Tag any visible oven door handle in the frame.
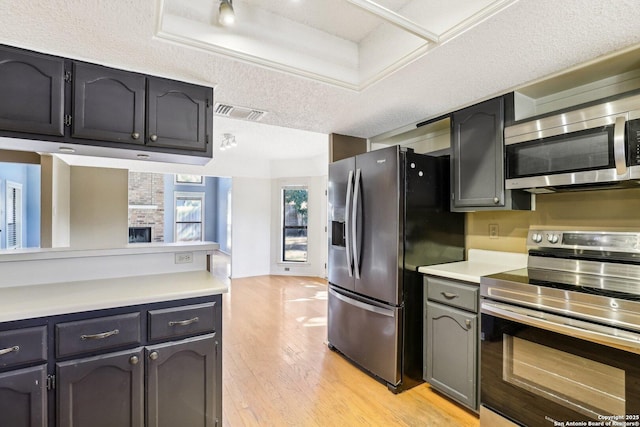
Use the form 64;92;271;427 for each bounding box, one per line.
481;301;640;354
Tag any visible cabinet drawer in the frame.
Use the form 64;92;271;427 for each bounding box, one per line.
56;313;141;358
148;302;216;341
0;326;47;369
426;276;478;312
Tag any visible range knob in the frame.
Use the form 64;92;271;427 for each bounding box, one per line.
547;233;559;244
531;233;543;243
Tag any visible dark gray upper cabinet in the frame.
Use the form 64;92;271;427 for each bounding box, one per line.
147;78;210;152
0;46;64;136
72;63;145;144
0;44;213;161
451;95;530;212
0;365;47;427
452;97;505;209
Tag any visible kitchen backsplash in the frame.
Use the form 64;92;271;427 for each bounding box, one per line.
466;187;640;253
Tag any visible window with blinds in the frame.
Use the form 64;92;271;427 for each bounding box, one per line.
174;191;205;242
6;182;22;249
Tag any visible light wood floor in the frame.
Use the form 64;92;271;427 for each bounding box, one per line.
217;259;480;426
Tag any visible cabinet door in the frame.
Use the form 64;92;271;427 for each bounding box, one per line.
451;96;505;209
72;62;145;144
146;334;219;427
0;46;64;136
0;365;47;427
425;301;477;410
57;348;144;427
146;78;210;152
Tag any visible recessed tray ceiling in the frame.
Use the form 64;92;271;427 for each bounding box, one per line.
156;0;517;91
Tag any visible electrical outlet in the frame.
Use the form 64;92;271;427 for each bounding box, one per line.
284;267;290;271
175;252;193;264
489;224;499;239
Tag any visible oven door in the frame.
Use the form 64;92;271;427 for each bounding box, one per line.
481;301;640;426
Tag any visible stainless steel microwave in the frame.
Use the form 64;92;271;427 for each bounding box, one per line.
504;93;640;193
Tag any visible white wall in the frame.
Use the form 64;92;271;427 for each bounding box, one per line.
230;177;271;278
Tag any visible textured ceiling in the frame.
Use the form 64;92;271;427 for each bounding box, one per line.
0;0;640;162
158;0;506;88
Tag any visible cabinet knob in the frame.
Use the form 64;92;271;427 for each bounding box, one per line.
150;134;158;142
149;351;159;360
131;132;140;140
129;355;139;365
465;319;471;329
493;197;500;204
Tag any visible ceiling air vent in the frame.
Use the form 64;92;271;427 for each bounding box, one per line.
214;103;267;122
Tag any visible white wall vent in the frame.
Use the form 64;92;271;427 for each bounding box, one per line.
214;103;268;122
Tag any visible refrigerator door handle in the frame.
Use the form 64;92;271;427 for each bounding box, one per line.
329;287;394;317
352;168;362;279
345;170;354;277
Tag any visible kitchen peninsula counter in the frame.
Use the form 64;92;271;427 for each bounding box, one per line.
0;270;227;322
0;242;225;425
0;241;228;322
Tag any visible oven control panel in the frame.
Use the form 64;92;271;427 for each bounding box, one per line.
528;229;640;252
531;232;559;244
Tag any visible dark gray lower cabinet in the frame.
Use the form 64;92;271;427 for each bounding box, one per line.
57;348;144;427
425;301;477;409
0;295;222;426
0;364;47;427
424;275;479;411
146;335;219;427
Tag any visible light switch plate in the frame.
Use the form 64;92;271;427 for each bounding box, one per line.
489;224;499;239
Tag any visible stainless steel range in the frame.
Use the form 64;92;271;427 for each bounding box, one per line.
480;229;640;426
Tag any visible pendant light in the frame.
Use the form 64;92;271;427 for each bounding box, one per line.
219;0;235;26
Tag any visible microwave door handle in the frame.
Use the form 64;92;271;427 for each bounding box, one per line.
345;170;354;277
614;115;627;175
352;168;362;280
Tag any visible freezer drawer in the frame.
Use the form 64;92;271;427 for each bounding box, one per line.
327;286;402;386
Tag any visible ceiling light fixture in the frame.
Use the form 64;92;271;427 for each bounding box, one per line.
219;133;237;151
218;0;235;26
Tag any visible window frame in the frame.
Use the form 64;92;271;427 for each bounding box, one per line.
174;191;205;242
281;185;308;263
174;174;204;185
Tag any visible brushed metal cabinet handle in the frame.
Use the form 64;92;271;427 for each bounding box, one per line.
149;351;159;360
0;345;19;356
80;329;119;340
149;134;158;142
168;317;199;327
129;355;139;365
131;132;140;140
441;292;459;299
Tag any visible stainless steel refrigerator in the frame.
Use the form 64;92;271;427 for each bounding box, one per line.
327;145;465;393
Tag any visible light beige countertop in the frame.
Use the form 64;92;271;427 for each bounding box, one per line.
418;249;527;284
0;241;219;263
0;270;228;323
